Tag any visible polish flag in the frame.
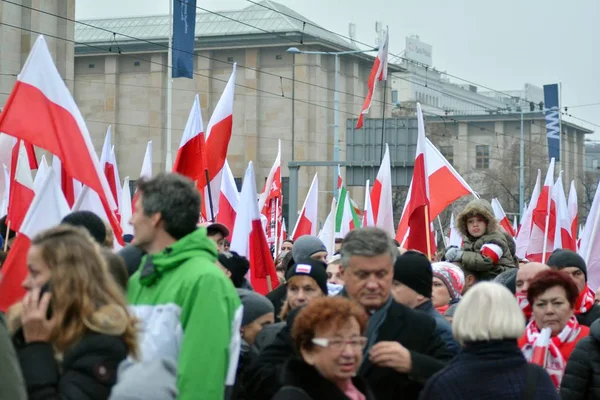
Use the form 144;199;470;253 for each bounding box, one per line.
0;165;9;216
292;173;318;240
527;158;556;262
568;181;578;247
403;104;432;256
0;36;122;243
396;138;477;246
140;141;153;180
513;216;518;237
448;213;463;248
362;179;375;227
51;156;82;207
491;198;516;237
120;177;134;237
577;224;583;252
99;126;122;212
371;144;395;238
515;170;541;259
530;327;551;367
552;173;575;251
0;169;70;311
216;160;239;241
258;140;282;246
230;161;279;295
201;64;237;221
278;218;288;251
318;198;337;257
33;155;49;193
356;30;389;129
7;141;35;231
580;177;600;290
173;94;207;194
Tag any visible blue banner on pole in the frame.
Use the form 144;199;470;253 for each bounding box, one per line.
543;84;560;162
172;0;196;79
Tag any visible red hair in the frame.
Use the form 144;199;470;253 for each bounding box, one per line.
527;269;579;308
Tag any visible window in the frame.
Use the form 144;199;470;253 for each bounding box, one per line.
275;54;282;60
134;61;141;67
475;145;490;169
391;90;398;104
88;63;95;68
440;146;454;165
227;56;234;62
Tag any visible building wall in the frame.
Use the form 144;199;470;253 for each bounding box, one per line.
73;46;391;226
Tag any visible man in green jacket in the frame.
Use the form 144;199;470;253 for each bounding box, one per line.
126;173;242;400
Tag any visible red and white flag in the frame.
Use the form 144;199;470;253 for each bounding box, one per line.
140;141;153;180
527;158;556;262
362;179;375;227
530;327;551;367
580;177;600;290
552;173;575;251
230;161;279;295
513;216;518;237
292;173;319;240
0;36;122;243
120;177;134;237
0;169;70;311
33;155;49;193
568;180;578;247
258;140;282;246
201;64;237;221
173;94;207;190
371;144;395;237
515;170;541;258
318;198;337;257
51;156;82;207
216;160;239;241
491;198;516;237
7;141;35;232
448;213;463;248
0;165;9;216
356;30;389;129
396;138;477;246
278;218;288;251
99;126;122;212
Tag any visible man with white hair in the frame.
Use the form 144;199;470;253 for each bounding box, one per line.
515;262;549;321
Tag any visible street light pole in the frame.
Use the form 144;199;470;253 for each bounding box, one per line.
333;54;340;200
519;109;524;218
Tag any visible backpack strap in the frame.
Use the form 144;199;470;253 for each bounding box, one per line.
521;363;540;400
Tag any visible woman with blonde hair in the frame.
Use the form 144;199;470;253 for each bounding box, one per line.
10;224;137;400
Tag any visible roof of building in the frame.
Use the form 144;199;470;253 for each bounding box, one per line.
75;0;355;50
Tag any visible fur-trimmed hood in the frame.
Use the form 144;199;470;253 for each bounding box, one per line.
456;199;499;238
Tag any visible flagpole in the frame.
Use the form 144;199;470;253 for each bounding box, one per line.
558;82;563;175
166;0;173;171
379;79;388;164
204;169;215;221
424;204;432;260
541;212;550;263
274;198;279;258
3;222;10;251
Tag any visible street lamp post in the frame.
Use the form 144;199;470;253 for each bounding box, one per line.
286;46;377;201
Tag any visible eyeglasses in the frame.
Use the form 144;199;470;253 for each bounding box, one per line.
312;337;368;351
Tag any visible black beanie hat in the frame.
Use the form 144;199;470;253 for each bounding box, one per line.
546;249;588;281
286;258;329;296
393;251;433;298
219;251;250;288
61;211;107;245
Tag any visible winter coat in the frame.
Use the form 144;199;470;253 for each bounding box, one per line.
0;313;26;400
576;303;600;327
253;322;286;353
454;198;516;278
230;341;256;400
126;227;242;400
415;300;460;356
420;340;559;400
361;300;453;400
266;283;287;322
272;358;377;400
560;319;600;400
16;333;128;400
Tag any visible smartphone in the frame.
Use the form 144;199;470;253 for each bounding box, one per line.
38;281;53;319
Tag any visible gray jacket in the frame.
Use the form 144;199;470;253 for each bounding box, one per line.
0;313;26;400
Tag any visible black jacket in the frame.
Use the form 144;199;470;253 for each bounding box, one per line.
266;283;287;322
576;303;600;327
361;300;453;400
16;332;128;400
415;300;460;356
272;358;376;400
560;319;600;400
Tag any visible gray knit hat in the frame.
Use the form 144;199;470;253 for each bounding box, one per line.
292;236;327;262
110;358;178;400
236;289;274;327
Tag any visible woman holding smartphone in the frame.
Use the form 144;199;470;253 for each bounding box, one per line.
8;224;138;400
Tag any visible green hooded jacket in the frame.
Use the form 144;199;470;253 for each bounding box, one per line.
127;228;242;400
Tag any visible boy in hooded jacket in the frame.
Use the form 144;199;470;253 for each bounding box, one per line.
445;199;515;279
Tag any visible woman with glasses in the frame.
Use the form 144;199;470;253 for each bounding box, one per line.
272;297;375;400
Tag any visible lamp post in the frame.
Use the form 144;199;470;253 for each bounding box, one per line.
286;46;377;200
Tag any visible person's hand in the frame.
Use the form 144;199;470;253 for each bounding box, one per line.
21;288;55;343
369;341;412;373
445;247;463;262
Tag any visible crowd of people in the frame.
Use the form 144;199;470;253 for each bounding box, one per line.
1;173;599;399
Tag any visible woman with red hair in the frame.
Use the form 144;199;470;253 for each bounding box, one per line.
518;270;590;388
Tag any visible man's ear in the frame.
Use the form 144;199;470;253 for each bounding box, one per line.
150;212;162;228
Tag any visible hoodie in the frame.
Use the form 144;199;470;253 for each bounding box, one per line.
126;228;242;400
454;199;515;278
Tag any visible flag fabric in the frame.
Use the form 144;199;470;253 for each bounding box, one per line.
318;198;337;257
120;177;134;237
51;156;82;207
580;177;600;291
258;140;282;247
513;216;518;237
216;160;239;241
362;179;375;227
0;165;9;216
356;30;389;129
396;138;477;246
527;159;556;262
543;84;560;162
568;181;578;248
99;126;122;212
0;36;122;244
403;104;432;256
552;173;575;251
0;169;70;311
292;173;319;240
229;161;279;295
171;0;197;79
173;94;207;190
33;155;49;193
448;213;463;248
140;141;153;180
371;144;395;238
515;170;541;259
335;166;361;238
491;198;516;237
7;141;35;232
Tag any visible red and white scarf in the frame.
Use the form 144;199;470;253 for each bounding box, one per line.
521;316;581;388
515;292;532;321
575;285;595;315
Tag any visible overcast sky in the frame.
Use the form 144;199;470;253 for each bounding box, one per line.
76;0;600;137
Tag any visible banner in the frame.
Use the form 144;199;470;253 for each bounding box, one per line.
172;0;197;79
543;84;560;162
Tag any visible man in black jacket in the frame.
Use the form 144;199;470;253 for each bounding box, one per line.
339;228;453;400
